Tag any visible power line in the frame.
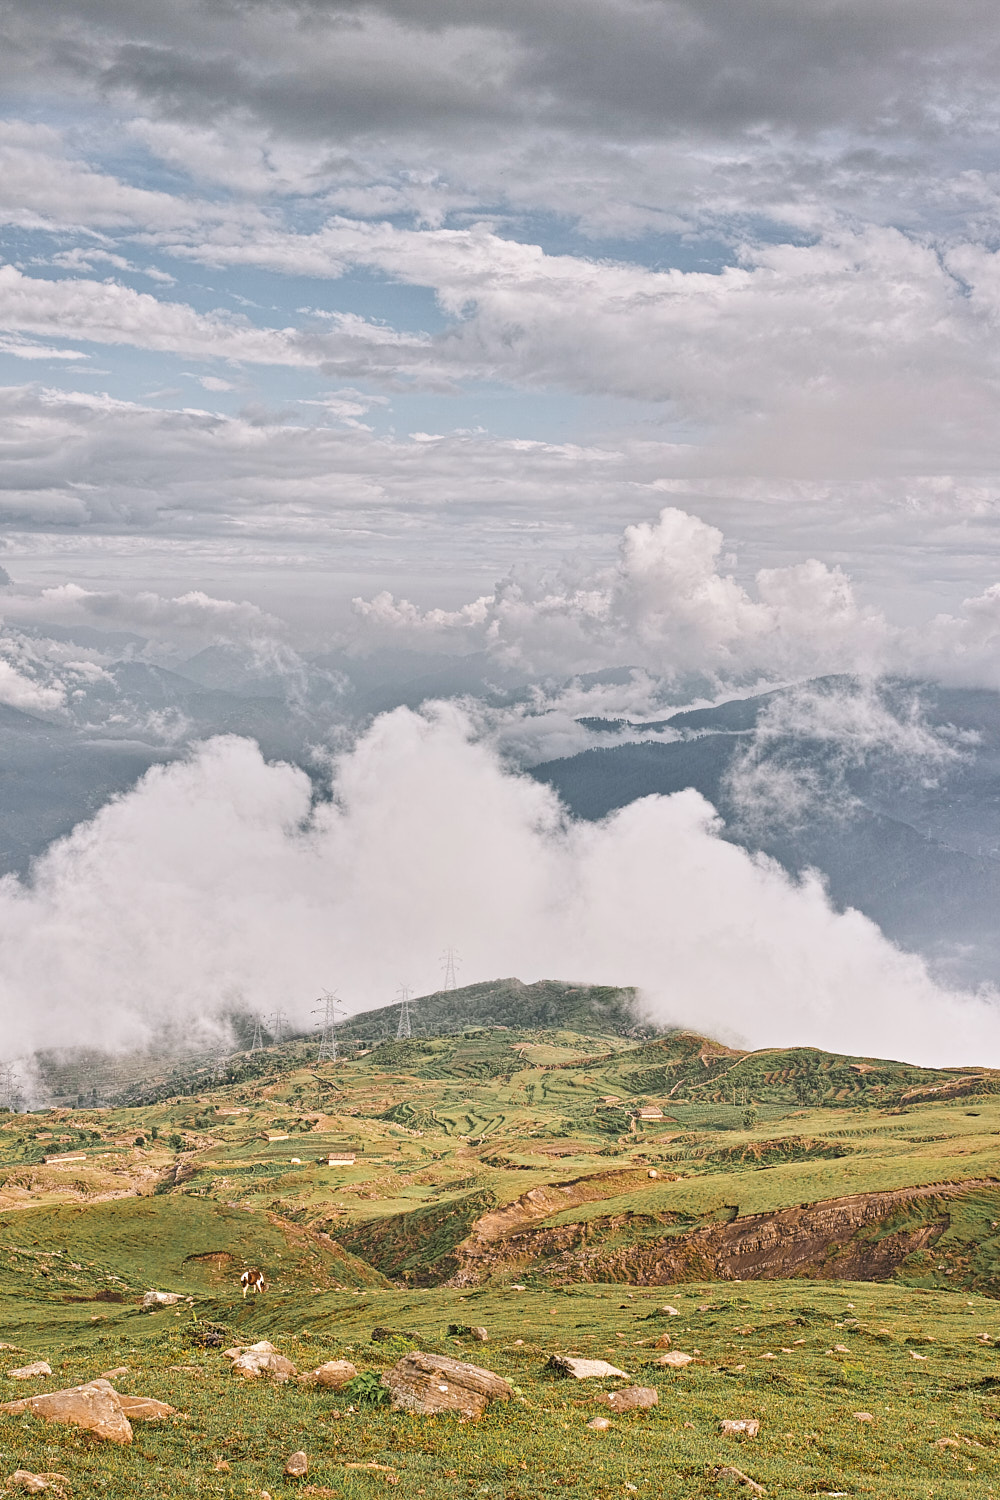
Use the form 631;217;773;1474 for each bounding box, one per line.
270;1009;288;1046
313;990;341;1064
0;1064;17;1112
440;947;460;991
248;1014;265;1054
396;984;414;1040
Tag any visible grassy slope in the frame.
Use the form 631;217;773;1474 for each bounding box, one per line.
2;1007;1000;1493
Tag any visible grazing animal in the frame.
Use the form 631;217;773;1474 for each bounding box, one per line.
240;1268;266;1298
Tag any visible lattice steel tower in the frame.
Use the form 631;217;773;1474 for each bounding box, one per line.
441;947;460;991
313;990;341;1064
396;984;414;1040
248;1014;265;1054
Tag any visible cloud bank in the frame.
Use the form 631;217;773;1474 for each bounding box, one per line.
0;704;996;1070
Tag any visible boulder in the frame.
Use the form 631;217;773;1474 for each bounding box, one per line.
7;1473;70;1495
381;1351;512;1419
116;1395;177;1421
547;1357;629;1380
301;1360;357;1390
0;1379;133;1445
654;1351;692;1368
284;1452;308;1477
8;1363;51;1380
230;1350;296;1382
604;1386;658;1412
720;1419;760;1438
141;1291;181;1309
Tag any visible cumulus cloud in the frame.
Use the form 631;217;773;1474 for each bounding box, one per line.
0;705;995;1067
34;582;285;644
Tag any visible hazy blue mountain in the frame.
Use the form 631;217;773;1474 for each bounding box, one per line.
532;680;1000;990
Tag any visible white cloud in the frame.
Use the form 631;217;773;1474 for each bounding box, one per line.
35;583;285;644
0;707;994;1065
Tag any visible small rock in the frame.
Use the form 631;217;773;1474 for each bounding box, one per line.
382;1352;512;1419
933;1437;960;1449
547;1356;629;1380
647;1170;658;1179
654;1351;693;1368
101;1367;129;1381
8;1362;52;1380
833;1344;849;1354
141;1291;181;1309
587;1416;611;1430
853;1412;874;1422
658;1305;679;1316
720;1419;760;1438
714;1465;765;1494
214;1460;231;1472
284;1452;308;1477
0;1379;132;1445
759;1352;776;1360
117;1395;177;1421
447;1324;488;1342
224;1342;296;1382
300;1360;358;1390
654;1333;672;1349
605;1386;657;1412
7;1474;70;1495
909;1351;929;1361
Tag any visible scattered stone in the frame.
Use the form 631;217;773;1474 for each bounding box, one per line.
382;1351;512;1419
654;1352;693;1368
301;1360;358;1390
0;1378;133;1444
284;1452;308;1477
448;1324;488;1342
933;1437;960;1449
7;1472;70;1495
854;1412;875;1422
759;1353;777;1361
714;1465;765;1494
371;1326;418;1344
8;1362;52;1380
547;1356;629;1380
214;1460;231;1472
909;1351;929;1362
116;1394;177;1421
101;1367;129;1381
654;1333;672;1349
141;1291;181;1309
648;1170;659;1179
657;1306;679;1317
832;1345;849;1354
604;1386;657;1412
720;1419;760;1439
587;1416;611;1430
224;1342;297;1382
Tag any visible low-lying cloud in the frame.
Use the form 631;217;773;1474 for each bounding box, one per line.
0;703;996;1071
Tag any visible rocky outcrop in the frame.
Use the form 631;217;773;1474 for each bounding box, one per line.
381;1352;512;1418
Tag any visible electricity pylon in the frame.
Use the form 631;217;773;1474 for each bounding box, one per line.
440;947;460;991
248;1014;264;1054
0;1064;16;1112
313;990;341;1064
396;985;414;1040
270;1009;288;1046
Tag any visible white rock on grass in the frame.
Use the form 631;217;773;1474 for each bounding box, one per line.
604;1386;658;1411
8;1363;51;1380
141;1291;181;1309
382;1352;512;1419
720;1419;760;1438
223;1343;296;1382
284;1452;308;1477
547;1357;629;1380
7;1471;71;1494
654;1351;693;1368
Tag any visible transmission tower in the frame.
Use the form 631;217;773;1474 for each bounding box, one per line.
440;947;460;991
396;985;414;1040
270;1009;288;1046
313;990;341;1064
0;1064;16;1112
248;1014;265;1054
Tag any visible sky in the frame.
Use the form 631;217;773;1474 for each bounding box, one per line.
3;0;1000;648
6;3;1000;1069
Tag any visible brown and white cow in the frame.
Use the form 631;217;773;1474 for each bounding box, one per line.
240;1268;266;1298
